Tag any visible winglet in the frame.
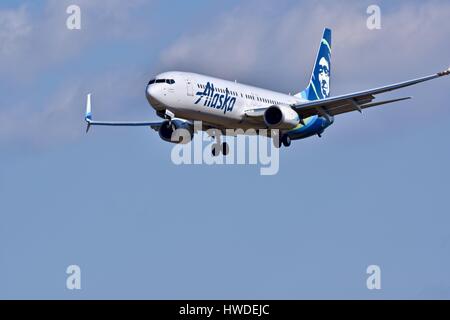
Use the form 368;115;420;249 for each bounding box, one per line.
85;93;92;133
438;67;450;77
85;94;92;121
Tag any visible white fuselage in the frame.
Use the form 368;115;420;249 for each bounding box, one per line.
146;71;305;130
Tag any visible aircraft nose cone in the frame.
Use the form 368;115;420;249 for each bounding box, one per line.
146;84;157;100
146;84;164;109
146;84;160;104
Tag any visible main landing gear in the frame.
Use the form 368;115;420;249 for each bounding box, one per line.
211;142;229;156
273;134;291;148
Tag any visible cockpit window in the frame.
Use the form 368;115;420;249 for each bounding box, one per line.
148;79;156;85
151;78;176;85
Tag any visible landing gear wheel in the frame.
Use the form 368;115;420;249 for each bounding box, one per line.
273;135;282;148
282;135;291;147
222;142;229;156
211;144;221;157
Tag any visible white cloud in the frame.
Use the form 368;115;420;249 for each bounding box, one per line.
160;0;450;142
162;5;270;79
0;5;32;57
1;0;450;149
0;68;149;148
0;1;153;149
0;0;151;79
162;1;450;93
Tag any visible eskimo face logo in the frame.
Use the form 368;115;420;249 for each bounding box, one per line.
308;36;331;100
318;57;330;98
194;82;236;114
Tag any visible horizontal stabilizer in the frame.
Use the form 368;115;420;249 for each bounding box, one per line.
357;97;411;110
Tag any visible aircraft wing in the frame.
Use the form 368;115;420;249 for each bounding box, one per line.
84;94;164;133
291;68;450;120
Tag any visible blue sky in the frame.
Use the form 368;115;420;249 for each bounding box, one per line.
1;0;450;299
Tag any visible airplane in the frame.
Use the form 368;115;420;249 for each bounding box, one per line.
85;28;450;156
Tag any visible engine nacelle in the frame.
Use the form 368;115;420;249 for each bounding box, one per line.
264;105;299;130
158;119;193;144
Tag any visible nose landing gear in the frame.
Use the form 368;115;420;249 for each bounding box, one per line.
211;142;229;156
210;130;230;157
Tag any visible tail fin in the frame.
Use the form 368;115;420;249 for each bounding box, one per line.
296;28;332;101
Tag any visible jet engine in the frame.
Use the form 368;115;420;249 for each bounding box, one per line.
158;119;193;144
264;105;300;130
